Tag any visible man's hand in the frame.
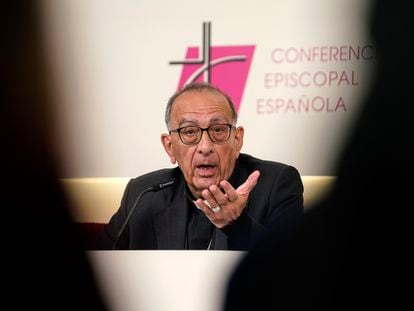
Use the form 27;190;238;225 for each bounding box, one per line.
195;170;260;228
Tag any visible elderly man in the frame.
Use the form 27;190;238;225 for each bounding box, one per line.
99;82;303;250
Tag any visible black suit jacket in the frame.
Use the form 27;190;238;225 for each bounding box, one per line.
99;153;303;250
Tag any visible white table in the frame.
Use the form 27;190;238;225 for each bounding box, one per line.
88;250;246;311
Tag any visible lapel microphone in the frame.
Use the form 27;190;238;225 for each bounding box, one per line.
112;178;177;250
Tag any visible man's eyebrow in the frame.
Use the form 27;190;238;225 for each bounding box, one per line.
177;116;229;127
177;118;198;127
209;117;228;123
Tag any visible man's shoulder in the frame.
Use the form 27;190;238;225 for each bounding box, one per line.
238;153;294;171
238;153;303;193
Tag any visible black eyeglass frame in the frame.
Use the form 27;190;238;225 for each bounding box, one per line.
169;124;236;145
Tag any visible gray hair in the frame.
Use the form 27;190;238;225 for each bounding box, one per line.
165;82;238;130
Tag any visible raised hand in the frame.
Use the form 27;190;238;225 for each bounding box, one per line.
195;170;260;228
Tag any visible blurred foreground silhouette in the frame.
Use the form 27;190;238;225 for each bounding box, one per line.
225;1;413;310
1;2;107;309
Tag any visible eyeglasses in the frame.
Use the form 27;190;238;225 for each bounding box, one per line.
169;124;235;145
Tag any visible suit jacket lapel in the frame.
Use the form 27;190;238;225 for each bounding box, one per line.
153;182;188;249
212;228;228;250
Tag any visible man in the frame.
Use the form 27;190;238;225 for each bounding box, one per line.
99;82;303;250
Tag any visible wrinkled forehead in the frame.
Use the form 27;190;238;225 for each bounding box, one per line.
171;90;233;122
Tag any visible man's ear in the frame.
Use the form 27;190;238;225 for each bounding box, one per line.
161;134;176;164
234;126;244;158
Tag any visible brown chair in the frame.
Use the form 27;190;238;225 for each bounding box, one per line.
75;222;106;250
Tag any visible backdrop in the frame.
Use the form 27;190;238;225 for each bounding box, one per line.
42;0;375;177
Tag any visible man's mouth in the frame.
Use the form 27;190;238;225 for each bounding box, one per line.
195;164;217;177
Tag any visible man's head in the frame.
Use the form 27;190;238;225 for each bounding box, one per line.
161;83;244;198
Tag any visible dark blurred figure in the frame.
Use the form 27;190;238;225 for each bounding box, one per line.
1;2;107;310
225;1;413;310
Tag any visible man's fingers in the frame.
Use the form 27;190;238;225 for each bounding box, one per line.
195;198;214;216
236;170;260;195
218;181;237;203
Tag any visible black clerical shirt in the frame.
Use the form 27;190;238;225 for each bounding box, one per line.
185;191;214;250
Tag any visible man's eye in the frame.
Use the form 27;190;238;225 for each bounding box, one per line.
182;128;197;135
212;126;226;133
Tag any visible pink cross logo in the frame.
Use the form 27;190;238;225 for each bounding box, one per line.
170;22;255;113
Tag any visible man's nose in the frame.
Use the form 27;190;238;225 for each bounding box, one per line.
197;130;214;154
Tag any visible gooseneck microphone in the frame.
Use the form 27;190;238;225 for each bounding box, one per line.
112;178;176;250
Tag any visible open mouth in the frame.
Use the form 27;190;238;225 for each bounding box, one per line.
195;164;217;177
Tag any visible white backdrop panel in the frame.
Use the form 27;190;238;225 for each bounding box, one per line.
42;0;375;177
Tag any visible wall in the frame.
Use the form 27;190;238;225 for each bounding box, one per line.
42;0;375;178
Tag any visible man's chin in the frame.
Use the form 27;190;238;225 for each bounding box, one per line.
195;177;218;190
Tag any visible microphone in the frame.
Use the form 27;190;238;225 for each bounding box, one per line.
149;179;176;192
112;178;176;250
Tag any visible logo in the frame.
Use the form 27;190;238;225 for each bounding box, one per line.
170;22;255;113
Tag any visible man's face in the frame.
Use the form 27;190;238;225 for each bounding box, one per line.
161;90;244;198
